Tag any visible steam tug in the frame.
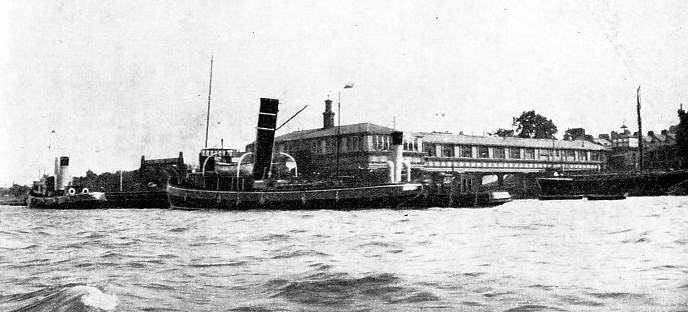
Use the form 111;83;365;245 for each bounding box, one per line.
167;98;425;210
27;156;107;209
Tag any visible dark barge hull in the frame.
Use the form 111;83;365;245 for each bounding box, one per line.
537;170;688;197
27;193;107;209
167;183;424;210
104;191;169;208
538;194;585;200
587;194;627;200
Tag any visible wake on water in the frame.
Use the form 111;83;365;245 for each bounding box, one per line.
0;284;117;312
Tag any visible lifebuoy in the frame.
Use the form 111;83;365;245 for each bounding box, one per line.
82;188;89;194
68;188;76;195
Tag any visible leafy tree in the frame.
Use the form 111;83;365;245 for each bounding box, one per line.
677;106;688;168
513;110;558;139
8;184;29;197
491;129;514;137
564;128;586;141
74;169;146;192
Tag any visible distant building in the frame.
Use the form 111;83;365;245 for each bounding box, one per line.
591;135;612;148
611;124;638;149
604;115;682;170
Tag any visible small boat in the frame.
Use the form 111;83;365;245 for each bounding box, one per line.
168;98;424;210
27;157;107;209
446;191;512;208
416;173;512;207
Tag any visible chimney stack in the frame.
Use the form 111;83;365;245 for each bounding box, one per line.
55;156;70;191
391;131;404;183
323;99;334;129
252;98;279;180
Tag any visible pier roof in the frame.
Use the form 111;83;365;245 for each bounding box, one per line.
418;132;609;151
275;123;395;142
275;122;610;151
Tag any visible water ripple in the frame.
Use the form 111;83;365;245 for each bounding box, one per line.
271;249;330;259
188;261;248;268
503;304;567;312
267;272;425;305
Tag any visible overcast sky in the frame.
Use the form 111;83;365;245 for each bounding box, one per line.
1;0;687;185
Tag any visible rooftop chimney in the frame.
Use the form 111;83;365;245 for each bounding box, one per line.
323;99;334;129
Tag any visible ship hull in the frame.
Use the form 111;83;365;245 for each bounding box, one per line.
537;170;688;197
27;192;107;209
414;191;511;208
168;183;424;210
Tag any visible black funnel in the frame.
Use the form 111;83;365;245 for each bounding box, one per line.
252;98;279;180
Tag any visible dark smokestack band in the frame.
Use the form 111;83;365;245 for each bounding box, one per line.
252;98;279;180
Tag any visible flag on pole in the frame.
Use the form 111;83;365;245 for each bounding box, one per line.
344;84;354;89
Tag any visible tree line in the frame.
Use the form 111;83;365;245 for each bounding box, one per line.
73;169;149;192
493;109;688;169
0;184;31;199
491;110;558;139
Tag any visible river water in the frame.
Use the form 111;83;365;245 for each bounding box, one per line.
1;197;687;312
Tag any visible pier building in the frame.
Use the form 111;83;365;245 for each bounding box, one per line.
417;131;607;173
266;99;610;178
271;124;608;176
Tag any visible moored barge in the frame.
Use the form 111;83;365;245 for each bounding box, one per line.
537;170;688;198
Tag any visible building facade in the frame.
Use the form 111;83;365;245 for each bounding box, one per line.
606;123;681;171
269;123;609;177
418;131;607;173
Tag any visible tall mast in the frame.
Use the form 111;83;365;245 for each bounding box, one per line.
636;85;643;171
336;91;341;176
204;55;214;148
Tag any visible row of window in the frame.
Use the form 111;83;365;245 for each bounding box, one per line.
277;135;602;163
280;135;418;155
425;160;600;170
424;143;602;162
373;135;421;152
280;136;365;155
200;148;238;157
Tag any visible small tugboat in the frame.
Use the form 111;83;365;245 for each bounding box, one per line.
27;156;107;209
415;172;512;207
168;98;425;210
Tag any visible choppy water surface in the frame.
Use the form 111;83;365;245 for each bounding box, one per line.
1;197;687;311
